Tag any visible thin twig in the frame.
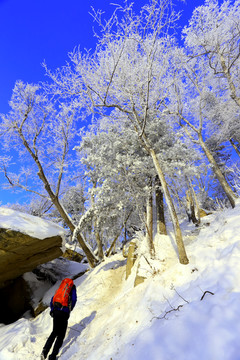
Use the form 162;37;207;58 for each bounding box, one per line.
200;291;214;301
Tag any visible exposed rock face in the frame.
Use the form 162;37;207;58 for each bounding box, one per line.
125;241;147;287
62;248;84;263
0;228;63;288
200;208;212;217
125;241;137;280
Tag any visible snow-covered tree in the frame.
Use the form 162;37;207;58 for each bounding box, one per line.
183;0;240;109
0;81;98;267
77;115;154;253
167;46;238;208
175;0;240;207
45;1;190;264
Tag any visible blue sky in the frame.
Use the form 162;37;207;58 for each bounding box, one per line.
0;0;206;205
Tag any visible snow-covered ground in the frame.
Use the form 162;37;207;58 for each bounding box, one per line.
1;203;240;360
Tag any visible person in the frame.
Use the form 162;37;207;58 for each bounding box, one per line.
41;278;77;360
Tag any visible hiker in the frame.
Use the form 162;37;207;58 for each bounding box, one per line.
41;278;77;360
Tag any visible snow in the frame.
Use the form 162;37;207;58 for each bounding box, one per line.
0;207;67;240
1;204;240;359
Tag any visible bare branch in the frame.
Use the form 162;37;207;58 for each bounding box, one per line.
200;290;214;301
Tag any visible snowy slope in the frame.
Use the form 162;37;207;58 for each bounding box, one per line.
1;203;240;360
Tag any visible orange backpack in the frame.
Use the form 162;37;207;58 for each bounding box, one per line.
53;278;74;308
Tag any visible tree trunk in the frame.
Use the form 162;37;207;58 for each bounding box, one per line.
149;149;189;265
186;182;200;226
106;211;132;257
155;176;167;235
146;179;155;256
16;106;98;268
199;135;238;208
37;170;98;268
46;195;97;268
186;189;197;224
94;219;104;261
106;232;121;257
219;52;240;108
91;182;104;261
191;184;201;226
230;138;240;158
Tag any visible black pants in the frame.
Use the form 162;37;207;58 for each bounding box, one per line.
43;310;69;357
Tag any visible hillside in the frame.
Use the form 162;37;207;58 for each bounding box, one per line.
0;203;240;360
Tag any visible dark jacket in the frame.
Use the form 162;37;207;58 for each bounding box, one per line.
50;284;77;314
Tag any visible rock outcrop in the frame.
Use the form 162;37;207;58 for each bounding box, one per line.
0;228;63;287
0;207;67;289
